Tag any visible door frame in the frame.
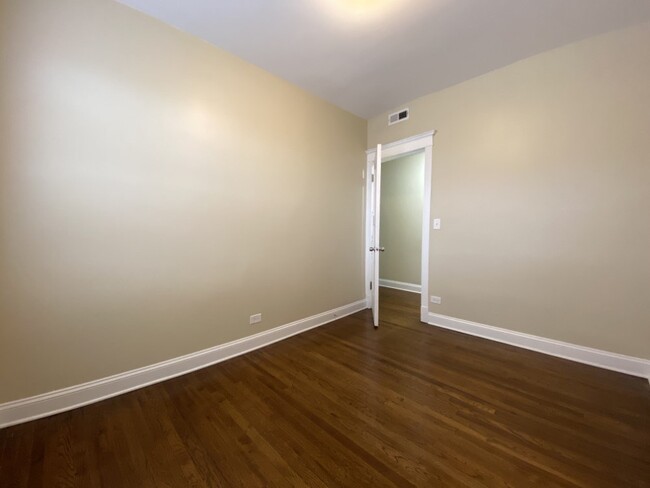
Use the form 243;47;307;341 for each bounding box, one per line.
365;130;436;323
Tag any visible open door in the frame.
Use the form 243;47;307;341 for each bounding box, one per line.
365;131;435;327
370;144;383;327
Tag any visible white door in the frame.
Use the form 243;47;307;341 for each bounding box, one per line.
370;144;383;327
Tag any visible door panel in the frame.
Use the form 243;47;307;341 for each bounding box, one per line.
371;144;382;327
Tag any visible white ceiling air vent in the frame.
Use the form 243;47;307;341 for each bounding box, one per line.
388;108;409;126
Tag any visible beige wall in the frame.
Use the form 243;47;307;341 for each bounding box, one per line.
0;0;367;403
379;153;424;285
369;22;650;359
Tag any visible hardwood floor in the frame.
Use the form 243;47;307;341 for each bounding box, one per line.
1;287;649;487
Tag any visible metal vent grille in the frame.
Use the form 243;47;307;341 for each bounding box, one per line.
388;108;409;126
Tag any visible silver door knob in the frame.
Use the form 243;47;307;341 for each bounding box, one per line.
369;247;386;252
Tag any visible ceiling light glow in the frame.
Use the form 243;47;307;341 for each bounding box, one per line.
319;0;400;23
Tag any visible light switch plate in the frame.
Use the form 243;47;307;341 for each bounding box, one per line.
433;218;441;230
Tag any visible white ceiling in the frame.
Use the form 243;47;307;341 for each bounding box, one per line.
116;0;650;118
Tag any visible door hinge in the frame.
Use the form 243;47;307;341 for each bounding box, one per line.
370;281;373;290
371;174;375;182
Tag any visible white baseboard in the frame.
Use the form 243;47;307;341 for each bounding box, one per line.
379;279;421;294
427;312;650;379
0;299;367;429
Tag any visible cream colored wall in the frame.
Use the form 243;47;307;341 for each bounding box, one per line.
0;0;367;403
379;153;424;285
369;22;650;359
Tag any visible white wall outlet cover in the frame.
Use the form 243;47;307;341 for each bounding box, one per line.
430;296;441;304
249;313;262;324
433;218;441;230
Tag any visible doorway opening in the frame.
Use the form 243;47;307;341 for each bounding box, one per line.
379;151;425;294
365;131;435;328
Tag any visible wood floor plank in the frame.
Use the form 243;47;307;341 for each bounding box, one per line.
282;334;584;487
318;323;648;461
1;287;648;487
251;347;528;487
231;359;406;487
0;422;35;487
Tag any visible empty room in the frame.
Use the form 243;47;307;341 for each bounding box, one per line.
1;0;649;486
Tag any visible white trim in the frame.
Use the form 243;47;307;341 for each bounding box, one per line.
427;312;650;379
379;279;421;294
368;131;435;161
366;130;435;155
0;299;367;429
365;151;377;308
420;306;429;323
366;130;436;325
420;144;433;322
365;151;375;309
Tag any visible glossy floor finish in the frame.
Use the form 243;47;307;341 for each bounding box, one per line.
1;288;649;487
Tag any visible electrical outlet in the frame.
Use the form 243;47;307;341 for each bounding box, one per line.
249;313;262;325
430;296;441;304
